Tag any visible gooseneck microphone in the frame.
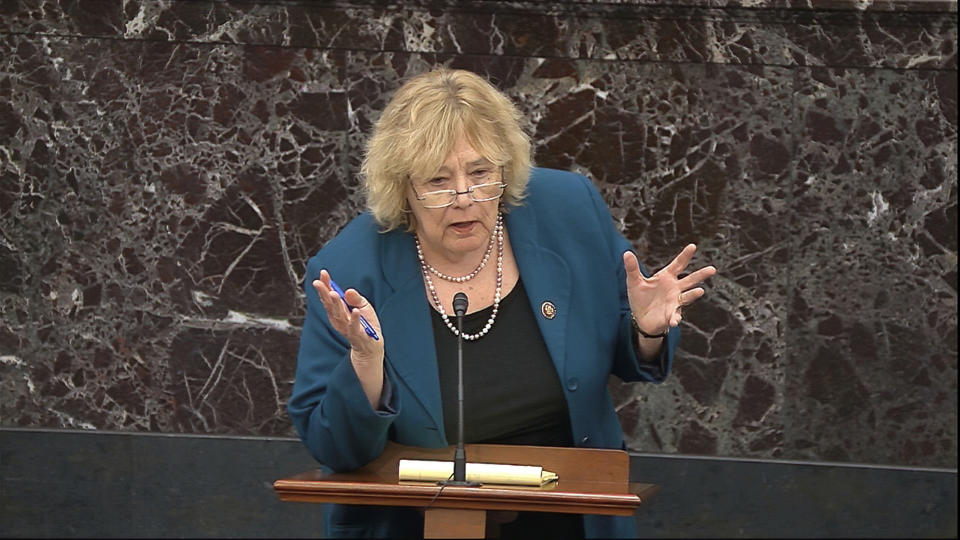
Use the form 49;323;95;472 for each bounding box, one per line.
440;291;480;486
453;292;469;317
452;292;469;483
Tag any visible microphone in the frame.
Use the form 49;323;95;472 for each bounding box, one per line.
445;292;479;486
453;292;468;317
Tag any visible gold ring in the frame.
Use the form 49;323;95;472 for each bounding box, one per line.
678;292;684;306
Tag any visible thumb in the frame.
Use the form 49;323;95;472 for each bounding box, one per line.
623;250;644;282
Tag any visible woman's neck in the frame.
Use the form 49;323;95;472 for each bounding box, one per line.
416;226;518;316
416;221;500;278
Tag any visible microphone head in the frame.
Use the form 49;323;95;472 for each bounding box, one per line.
453;292;469;317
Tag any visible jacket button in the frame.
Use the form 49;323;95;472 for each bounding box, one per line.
566;377;579;391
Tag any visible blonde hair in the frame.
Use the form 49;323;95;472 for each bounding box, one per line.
361;67;532;231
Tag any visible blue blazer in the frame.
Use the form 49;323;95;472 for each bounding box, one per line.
288;168;679;538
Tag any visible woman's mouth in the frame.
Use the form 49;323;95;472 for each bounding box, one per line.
450;220;478;233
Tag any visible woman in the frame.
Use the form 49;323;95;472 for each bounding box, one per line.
288;67;716;538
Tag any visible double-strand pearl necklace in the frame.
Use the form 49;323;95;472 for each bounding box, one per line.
417;216;498;283
417;214;504;341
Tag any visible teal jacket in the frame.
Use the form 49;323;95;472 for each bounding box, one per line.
288;168;678;538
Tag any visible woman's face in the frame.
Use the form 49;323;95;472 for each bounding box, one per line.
407;136;502;264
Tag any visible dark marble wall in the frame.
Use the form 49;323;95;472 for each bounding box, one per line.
1;0;956;468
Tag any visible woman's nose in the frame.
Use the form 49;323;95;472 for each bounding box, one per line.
452;190;473;208
451;176;473;207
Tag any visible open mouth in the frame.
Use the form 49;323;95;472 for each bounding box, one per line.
450;220;478;233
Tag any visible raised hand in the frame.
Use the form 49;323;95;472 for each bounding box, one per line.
312;269;384;407
623;244;717;337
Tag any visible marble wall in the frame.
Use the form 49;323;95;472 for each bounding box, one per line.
1;0;956;468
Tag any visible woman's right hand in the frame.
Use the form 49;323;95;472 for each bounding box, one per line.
313;269;385;407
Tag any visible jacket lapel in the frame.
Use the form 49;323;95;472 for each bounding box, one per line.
505;206;572;379
376;229;446;439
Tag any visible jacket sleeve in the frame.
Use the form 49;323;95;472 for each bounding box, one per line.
578;173;678;383
286;255;399;472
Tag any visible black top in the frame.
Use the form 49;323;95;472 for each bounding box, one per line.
431;279;584;539
431;279;574;447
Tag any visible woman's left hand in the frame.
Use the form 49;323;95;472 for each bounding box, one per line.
623;244;717;337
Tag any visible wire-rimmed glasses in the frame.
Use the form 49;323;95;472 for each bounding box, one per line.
411;165;507;209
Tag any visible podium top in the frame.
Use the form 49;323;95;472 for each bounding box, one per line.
274;442;658;516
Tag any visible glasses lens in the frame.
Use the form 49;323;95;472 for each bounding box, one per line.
470;183;505;202
420;190;456;208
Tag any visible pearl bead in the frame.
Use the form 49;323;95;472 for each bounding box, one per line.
418;213;504;341
416;216;500;283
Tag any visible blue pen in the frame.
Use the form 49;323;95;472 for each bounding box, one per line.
328;279;380;341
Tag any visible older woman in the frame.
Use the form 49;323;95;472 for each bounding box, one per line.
288;67;716;538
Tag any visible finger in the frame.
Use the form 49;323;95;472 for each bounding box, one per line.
347;307;384;352
313;271;341;314
622;251;646;282
312;278;326;297
318;270;353;321
344;289;379;327
341;288;382;342
666;243;697;275
679;287;706;306
313;270;335;302
346;308;370;340
313;284;349;327
343;288;370;311
312;269;329;294
312;278;335;313
327;289;351;321
678;265;717;289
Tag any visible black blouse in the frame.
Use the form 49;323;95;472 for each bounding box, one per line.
430;279;584;538
431;278;574;447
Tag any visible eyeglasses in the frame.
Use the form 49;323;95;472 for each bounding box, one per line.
412;182;507;209
411;167;507;208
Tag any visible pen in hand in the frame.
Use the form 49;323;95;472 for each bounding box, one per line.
328;279;380;341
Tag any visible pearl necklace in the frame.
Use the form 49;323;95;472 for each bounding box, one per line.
416;215;500;283
418;214;503;341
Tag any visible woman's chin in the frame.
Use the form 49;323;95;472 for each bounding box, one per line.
443;233;488;256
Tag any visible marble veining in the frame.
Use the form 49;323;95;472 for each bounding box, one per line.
1;0;956;468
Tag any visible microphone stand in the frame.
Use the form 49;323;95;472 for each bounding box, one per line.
441;292;480;487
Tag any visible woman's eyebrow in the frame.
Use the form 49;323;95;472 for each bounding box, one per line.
467;158;493;167
432;159;490;175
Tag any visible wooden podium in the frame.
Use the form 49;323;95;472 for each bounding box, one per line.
273;442;658;538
